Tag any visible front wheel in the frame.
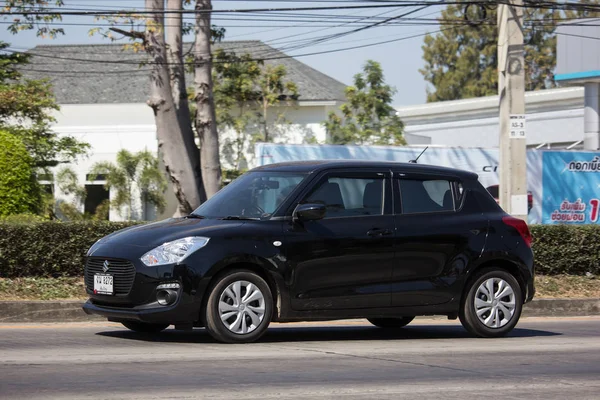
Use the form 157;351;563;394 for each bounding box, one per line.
368;317;415;329
121;321;169;333
204;270;273;343
459;268;523;338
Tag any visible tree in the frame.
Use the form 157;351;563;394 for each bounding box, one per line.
211;50;299;168
194;0;221;198
212;51;261;169
255;64;298;143
5;0;218;216
0;129;41;217
0;41;89;167
421;1;600;102
324;60;405;146
89;149;167;220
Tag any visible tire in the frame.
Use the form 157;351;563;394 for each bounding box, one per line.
459;268;523;338
368;317;415;329
204;270;273;343
121;321;169;333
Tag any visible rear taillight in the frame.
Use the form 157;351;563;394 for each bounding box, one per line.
502;216;532;247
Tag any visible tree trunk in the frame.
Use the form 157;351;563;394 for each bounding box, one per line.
263;97;269;142
165;0;206;209
194;0;221;197
145;0;204;216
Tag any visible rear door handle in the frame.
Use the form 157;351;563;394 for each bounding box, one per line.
367;228;393;237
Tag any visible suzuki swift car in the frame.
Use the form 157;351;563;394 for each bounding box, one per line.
83;161;534;343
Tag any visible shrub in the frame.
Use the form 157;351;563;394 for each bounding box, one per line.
0;221;139;277
530;225;600;276
0;222;599;278
0;130;41;216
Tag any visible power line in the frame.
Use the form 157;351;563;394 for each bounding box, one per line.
3;27;445;74
0;2;459;16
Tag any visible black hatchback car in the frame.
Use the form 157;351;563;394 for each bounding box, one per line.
83;161;534;343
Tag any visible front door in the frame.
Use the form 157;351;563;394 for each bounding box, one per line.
284;170;395;311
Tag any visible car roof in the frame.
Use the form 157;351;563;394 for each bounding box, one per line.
251;160;478;179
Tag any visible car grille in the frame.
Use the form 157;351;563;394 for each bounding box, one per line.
85;257;136;295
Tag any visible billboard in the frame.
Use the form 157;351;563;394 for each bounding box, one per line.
542;152;600;224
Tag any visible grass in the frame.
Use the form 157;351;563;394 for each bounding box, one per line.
535;275;600;298
0;275;599;301
0;277;87;300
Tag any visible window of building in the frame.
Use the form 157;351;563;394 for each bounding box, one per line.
398;179;454;214
84;185;109;219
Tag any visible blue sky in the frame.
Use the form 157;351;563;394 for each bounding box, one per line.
1;0;442;105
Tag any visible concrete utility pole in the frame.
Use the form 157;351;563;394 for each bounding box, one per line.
498;0;528;221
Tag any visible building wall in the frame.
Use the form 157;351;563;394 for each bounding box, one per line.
49;102;335;221
404;108;584;148
398;87;586;149
218;104;332;170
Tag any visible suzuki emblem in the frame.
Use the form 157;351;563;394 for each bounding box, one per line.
102;260;110;273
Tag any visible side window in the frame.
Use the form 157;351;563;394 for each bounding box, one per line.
304;176;384;218
399;179;455;214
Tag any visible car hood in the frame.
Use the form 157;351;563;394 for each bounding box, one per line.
93;217;244;249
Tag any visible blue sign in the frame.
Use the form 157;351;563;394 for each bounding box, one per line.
542;152;600;224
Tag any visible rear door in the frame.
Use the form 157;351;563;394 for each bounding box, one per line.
284;169;395;310
392;173;486;307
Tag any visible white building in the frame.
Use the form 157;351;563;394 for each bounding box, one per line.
398;87;586;150
24;41;346;221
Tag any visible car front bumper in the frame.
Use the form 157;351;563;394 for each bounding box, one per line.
82;294;202;325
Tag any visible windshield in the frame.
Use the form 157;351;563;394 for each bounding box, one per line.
192;171;307;219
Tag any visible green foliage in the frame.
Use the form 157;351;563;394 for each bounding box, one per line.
530;225;600;276
211;50;298;168
3;0;65;39
89;149;167;220
0;130;41;216
222;168;246;186
0;213;47;224
420;1;600;102
324;60;405;146
54;166;108;221
256;64;299;143
0;41;89;167
0;221;139;277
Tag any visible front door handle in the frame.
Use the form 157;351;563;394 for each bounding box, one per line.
367;228;393;237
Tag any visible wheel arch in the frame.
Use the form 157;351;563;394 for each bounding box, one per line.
200;260;282;324
462;258;528;305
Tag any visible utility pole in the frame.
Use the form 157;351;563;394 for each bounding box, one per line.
498;0;528;221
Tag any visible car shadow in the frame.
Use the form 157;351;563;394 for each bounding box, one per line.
96;323;561;344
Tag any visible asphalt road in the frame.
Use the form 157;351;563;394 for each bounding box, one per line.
1;317;599;399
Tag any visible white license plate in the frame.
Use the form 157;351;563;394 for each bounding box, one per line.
94;274;113;295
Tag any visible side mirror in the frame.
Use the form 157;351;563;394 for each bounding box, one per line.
293;203;326;222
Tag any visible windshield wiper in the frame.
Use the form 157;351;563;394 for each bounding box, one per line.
220;215;260;221
186;213;206;219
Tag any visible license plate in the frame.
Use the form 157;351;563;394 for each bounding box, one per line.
94;274;113;295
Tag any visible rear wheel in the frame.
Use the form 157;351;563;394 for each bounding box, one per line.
204;270;273;343
459;268;523;338
368;317;415;329
121;321;169;333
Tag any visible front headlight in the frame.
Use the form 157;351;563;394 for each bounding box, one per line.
140;236;210;266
